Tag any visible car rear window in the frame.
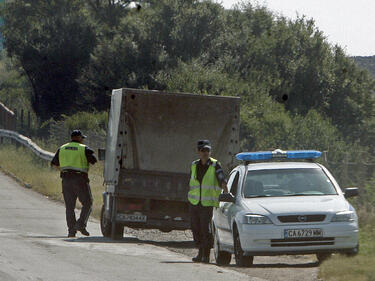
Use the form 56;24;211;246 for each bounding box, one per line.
244;168;337;198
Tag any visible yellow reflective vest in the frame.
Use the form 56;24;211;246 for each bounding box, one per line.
59;142;89;173
188;157;222;207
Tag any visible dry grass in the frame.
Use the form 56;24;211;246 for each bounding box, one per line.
0;144;104;218
319;214;375;281
320;255;375;281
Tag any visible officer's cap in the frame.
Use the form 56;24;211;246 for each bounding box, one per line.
71;130;87;139
197;140;211;150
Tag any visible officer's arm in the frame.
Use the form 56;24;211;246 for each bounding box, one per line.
188;170;192;185
50;149;61;171
215;162;228;193
85;146;98;165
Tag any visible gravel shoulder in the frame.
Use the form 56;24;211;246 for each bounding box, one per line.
122;228;320;281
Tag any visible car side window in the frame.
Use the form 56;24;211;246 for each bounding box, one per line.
227;171;239;196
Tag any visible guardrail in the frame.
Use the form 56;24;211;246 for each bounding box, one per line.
0;129;54;161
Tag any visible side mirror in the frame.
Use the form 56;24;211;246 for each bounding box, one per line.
98;148;106;161
344;187;359;198
219;193;235;203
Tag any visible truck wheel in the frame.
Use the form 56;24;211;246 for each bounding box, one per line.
100;205;111;237
111;222;124;240
214;228;231;265
233;228;253;267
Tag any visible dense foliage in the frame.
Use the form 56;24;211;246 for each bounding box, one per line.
1;0;375;187
353;56;375;77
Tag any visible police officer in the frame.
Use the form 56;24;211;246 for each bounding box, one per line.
188;140;228;263
51;130;97;237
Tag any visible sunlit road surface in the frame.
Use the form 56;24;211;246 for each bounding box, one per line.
0;172;260;281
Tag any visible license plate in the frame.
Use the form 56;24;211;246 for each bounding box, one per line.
117;214;147;222
284;228;323;238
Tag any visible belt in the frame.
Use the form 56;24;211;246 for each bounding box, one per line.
61;170;88;176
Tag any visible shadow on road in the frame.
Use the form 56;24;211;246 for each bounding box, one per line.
160;261;194;264
218;260;319;268
26;235;318;268
161;261;318;267
61;235;196;249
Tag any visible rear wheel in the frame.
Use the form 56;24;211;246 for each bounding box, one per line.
100;205;111;237
214;227;231;265
111;222;124;240
233;228;253;267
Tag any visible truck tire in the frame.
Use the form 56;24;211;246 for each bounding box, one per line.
233;228;253;267
214;227;231;265
111;222;124;240
100;205;111;238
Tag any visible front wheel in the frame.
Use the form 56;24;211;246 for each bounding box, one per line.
214;227;231;265
234;229;253;267
345;244;359;257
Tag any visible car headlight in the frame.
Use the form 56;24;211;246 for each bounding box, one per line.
243;214;273;224
331;211;355;222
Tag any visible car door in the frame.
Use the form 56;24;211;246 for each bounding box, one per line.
216;170;240;245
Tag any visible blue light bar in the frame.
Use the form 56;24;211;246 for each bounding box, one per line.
287;150;322;159
236;151;273;161
236;149;321;161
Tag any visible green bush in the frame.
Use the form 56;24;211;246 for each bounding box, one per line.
61;111;108;134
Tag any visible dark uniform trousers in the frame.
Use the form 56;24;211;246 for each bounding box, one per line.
62;173;93;233
190;203;213;249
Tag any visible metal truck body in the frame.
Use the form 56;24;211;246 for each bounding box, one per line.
100;88;240;239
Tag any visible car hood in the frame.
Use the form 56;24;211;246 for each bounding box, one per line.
242;195;349;215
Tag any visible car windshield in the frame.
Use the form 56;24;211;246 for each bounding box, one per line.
244;168;337;198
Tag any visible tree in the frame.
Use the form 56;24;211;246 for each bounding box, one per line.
1;0;96;120
79;0;225;108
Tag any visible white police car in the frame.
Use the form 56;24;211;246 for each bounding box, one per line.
212;149;359;266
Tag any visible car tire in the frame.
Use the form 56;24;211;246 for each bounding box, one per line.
233;228;253;267
100;205;111;238
345;244;359;257
316;253;332;263
214;227;231;265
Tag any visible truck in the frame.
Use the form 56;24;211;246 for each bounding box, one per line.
100;88;240;239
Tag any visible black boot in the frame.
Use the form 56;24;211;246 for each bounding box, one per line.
192;248;203;262
201;248;210;263
75;223;90;236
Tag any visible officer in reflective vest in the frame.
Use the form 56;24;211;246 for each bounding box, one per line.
51;130;97;238
188;140;228;263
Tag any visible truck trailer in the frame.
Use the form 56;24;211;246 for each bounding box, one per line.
100;88;240;239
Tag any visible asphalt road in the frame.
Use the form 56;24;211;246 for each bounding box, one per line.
0;171;320;281
0;171;256;281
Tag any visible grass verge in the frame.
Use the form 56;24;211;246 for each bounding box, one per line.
319;224;375;281
318;202;375;280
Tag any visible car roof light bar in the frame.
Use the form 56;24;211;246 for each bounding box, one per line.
236;149;321;162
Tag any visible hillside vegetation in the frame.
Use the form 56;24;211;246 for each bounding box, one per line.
353;56;375;77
